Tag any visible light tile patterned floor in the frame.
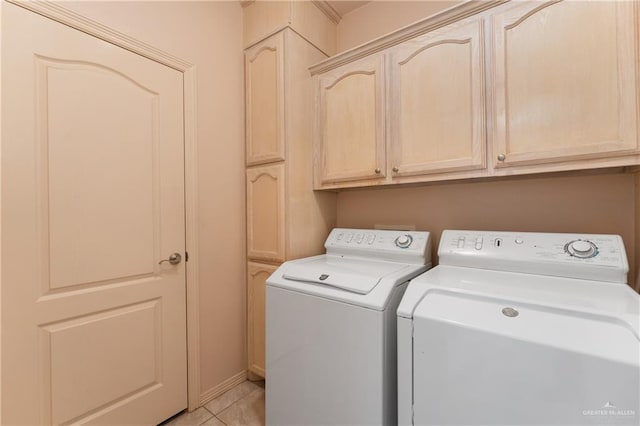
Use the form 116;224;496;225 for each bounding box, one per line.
160;380;265;426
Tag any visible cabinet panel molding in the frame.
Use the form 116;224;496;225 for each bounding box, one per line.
390;18;486;178
247;262;278;377
491;0;639;168
246;164;286;262
316;55;386;186
245;33;285;166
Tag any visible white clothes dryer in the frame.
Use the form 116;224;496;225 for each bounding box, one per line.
267;228;432;426
398;230;640;426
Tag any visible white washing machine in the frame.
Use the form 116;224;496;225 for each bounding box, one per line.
266;228;432;426
398;230;640;425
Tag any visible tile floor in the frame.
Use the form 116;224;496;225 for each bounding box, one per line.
161;380;265;426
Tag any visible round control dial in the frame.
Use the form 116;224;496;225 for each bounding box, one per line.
395;234;413;248
565;239;598;259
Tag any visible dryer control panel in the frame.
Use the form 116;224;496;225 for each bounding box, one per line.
325;228;431;265
438;230;629;283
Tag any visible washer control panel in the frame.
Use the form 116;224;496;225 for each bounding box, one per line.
439;230;628;283
325;228;431;265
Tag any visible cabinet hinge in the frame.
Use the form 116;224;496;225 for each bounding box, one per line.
185;251;189;262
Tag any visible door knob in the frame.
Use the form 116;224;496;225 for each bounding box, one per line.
159;253;182;265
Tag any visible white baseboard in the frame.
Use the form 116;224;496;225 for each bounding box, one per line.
199;370;248;407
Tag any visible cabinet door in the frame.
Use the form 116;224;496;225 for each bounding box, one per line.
247;262;277;378
316;55;386;186
390;19;486;177
246;164;285;262
245;32;285;166
491;0;639;169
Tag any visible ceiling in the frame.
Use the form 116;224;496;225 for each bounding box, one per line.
327;1;370;18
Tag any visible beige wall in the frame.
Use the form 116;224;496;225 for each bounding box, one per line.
62;1;247;396
337;0;462;52
337;172;638;286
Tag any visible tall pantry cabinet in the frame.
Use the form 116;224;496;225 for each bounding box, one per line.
243;1;338;379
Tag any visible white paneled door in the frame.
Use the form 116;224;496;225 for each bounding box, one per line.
2;3;187;425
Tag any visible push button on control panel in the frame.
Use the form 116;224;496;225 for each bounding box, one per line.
457;237;465;248
475;237;483;250
367;234;376;245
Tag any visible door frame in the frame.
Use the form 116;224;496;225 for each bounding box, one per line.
0;0;202;412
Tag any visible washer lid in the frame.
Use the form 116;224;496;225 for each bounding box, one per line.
281;257;405;295
283;265;378;295
267;255;429;310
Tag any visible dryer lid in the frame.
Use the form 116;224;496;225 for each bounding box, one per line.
410;291;640;426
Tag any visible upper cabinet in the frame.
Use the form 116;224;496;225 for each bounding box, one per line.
315;55;386;186
389;18;486;178
490;0;639;170
246;32;285;166
311;0;640;190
